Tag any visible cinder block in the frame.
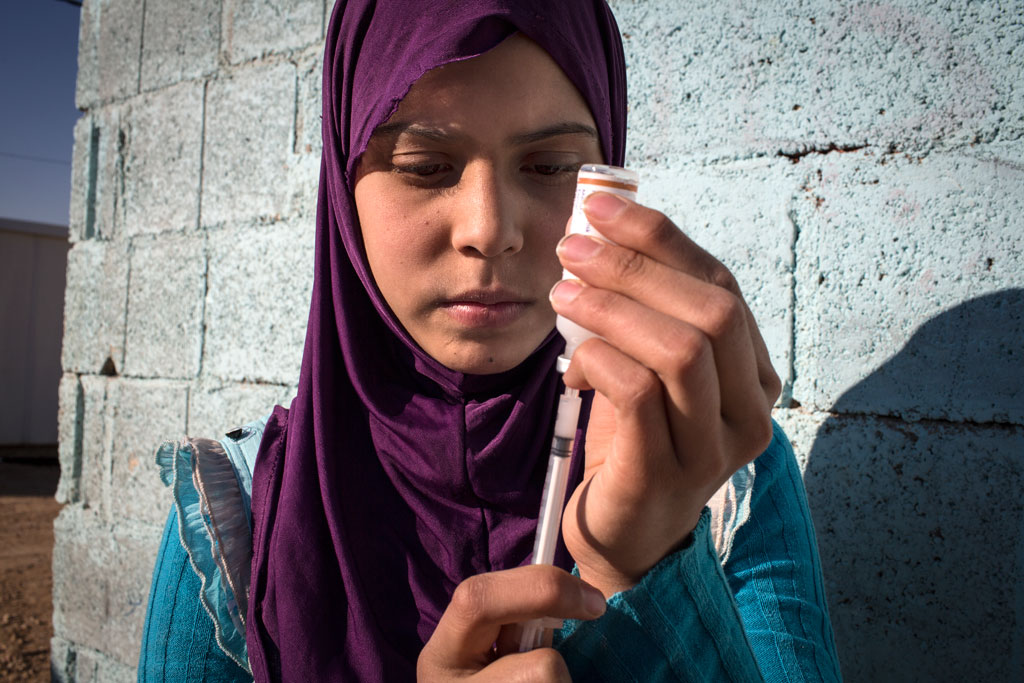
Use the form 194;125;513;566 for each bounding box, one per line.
51;508;110;656
62;240;129;375
800;414;1024;681
109;379;189;525
52;508;161;668
123;235;205;378
204;221;314;384
792;152;1024;423
139;0;219;91
612;0;1020;162
187;379;293;438
68;107;124;242
284;149;322;223
295;47;324;156
640;159;802;397
108;526;163;669
122;82;204;236
221;0;324;64
75;0;145;108
201;62;297;226
79;375;113;518
56;374;83;504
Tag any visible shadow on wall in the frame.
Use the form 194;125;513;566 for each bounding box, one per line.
802;289;1024;683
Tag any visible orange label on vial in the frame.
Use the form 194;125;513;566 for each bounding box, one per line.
576;176;638;193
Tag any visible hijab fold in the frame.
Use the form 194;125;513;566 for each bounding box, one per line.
248;1;627;679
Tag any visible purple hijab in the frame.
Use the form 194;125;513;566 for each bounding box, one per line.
247;1;627;679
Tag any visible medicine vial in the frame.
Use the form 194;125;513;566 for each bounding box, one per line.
555;164;639;373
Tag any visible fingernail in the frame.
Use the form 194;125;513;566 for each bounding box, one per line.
557;234;603;262
582;585;607;617
549;279;583;305
583;192;627;222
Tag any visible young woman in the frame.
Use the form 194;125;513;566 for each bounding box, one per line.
139;1;842;680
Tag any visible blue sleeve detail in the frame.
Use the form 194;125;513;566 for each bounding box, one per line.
726;422;843;682
137;507;253;682
218;414;270;529
153;439;251;672
151;415;270;676
556;508;765;682
555;421;843;682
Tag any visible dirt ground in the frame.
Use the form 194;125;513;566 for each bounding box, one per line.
0;457;61;683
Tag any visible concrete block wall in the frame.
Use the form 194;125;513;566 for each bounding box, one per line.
55;1;1022;680
619;3;1023;680
55;2;320;680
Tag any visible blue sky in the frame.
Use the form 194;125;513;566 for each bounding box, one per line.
0;1;81;227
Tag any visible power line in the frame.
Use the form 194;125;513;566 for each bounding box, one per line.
0;151;71;166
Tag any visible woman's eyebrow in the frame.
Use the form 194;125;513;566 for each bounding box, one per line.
371;121;598;145
373;122;458;143
508;122;598;145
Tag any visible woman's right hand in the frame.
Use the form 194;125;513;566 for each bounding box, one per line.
417;565;607;681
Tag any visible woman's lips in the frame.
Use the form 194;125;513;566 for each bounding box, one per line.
439;289;532;328
440;300;530;327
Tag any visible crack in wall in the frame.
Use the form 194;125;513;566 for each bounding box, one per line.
778;143;869;163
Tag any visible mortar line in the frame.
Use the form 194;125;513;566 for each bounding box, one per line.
71;375;86;502
795;407;1024;432
216;0;224;67
84;122;99;239
120;237;133;377
292;61;300;154
184;381;192;436
784;200;800;405
196;79;208;231
115;112;127;237
195;233;210;383
195;82;210;390
136;0;148;94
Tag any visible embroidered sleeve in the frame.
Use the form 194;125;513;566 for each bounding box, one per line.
153;417;268;673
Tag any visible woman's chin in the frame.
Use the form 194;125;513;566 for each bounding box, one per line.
427;336;547;376
416;313;556;375
437;348;530;375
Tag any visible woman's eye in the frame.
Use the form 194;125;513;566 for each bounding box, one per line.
533;164;565;176
526;163;578;175
524;159;581;181
394;163;448;177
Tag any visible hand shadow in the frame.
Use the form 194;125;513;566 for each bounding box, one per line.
802;288;1024;683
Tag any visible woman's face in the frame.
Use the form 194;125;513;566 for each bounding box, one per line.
354;35;603;374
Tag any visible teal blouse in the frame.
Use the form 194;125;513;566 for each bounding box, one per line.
138;421;842;682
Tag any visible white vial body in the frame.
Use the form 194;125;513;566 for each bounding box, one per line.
556;164;639;373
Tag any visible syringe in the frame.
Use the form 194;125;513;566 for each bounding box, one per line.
518;165;638;653
518;384;583;652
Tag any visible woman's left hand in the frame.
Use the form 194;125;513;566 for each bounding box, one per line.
551;191;781;597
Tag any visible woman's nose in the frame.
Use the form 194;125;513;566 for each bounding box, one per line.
449;163;523;258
